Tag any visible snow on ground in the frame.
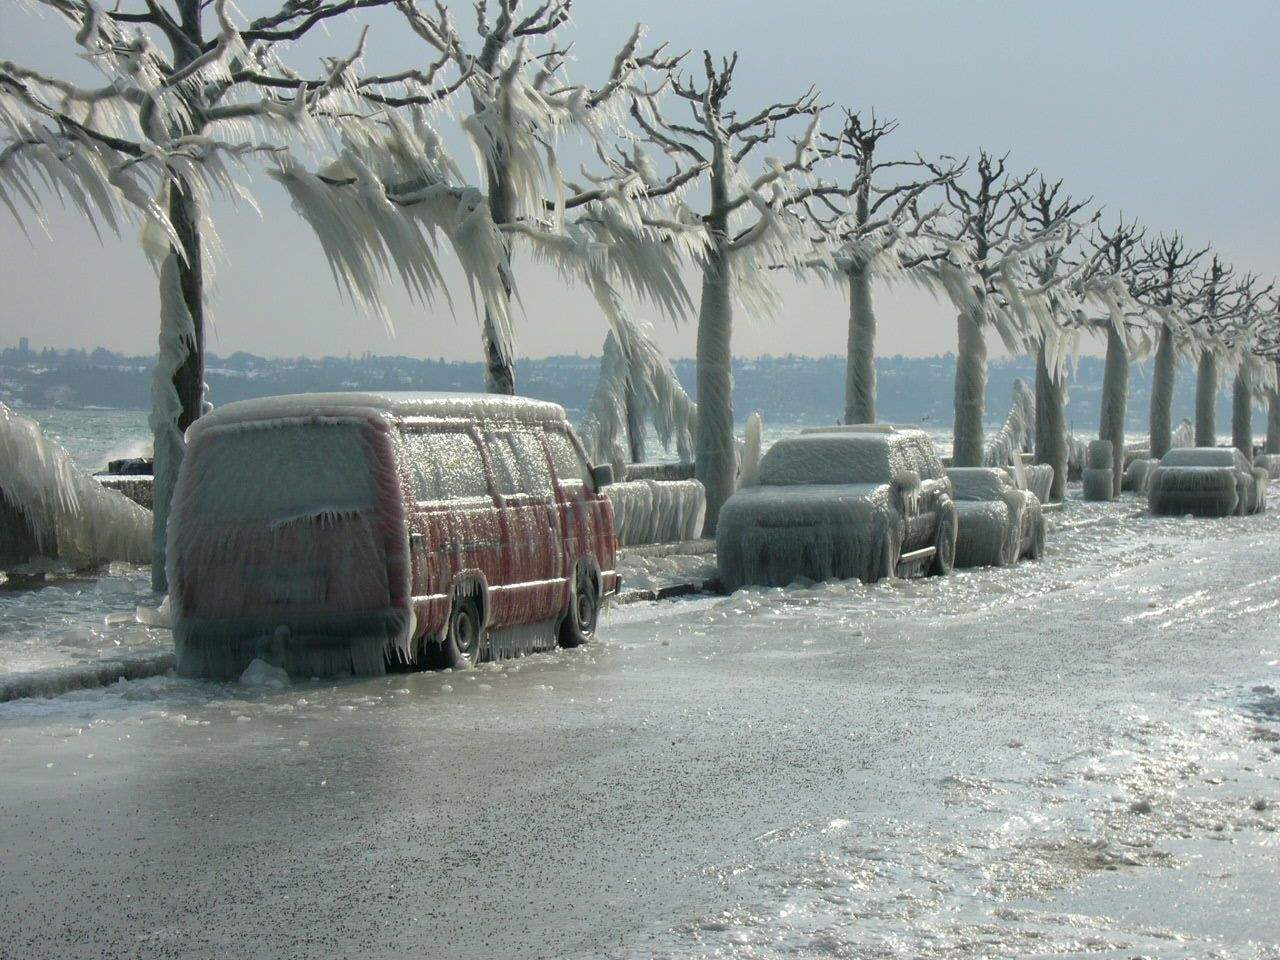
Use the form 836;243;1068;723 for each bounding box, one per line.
1;488;1279;958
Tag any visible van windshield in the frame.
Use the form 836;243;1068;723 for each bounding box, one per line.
193;421;378;523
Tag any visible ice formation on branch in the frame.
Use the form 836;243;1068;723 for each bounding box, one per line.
0;403;151;570
983;378;1036;470
578;318;697;474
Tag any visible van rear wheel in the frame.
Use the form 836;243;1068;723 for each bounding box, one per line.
559;564;599;648
438;595;484;669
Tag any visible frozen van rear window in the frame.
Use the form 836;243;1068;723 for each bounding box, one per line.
197;422;378;522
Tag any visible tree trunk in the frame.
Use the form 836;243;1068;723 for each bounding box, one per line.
844;261;876;424
696;250;735;537
1232;364;1253;458
483;153;516;395
1099;322;1128;493
1034;341;1067;502
1195;351;1218;447
150;180;204;591
624;370;646;463
1149;324;1176;460
952;306;987;467
1268;361;1280;455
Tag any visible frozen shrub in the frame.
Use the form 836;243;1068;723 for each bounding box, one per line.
1082;468;1114;502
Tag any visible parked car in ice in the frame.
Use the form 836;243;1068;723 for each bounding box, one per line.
947;467;1045;568
168;392;619;679
716;427;957;591
1147;447;1268;517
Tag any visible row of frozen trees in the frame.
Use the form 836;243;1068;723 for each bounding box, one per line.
3;0;1278;587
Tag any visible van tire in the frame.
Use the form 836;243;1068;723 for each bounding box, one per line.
929;501;957;577
559;562;600;648
437;594;485;669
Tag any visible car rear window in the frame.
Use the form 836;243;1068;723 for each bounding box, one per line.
193;421;378;522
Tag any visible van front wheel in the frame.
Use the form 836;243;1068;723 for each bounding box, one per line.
559;565;599;648
439;595;484;669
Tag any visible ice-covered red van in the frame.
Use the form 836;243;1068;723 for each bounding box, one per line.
168;392;619;678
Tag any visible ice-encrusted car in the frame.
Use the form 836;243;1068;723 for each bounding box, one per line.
716;427;957;591
947;467;1045;568
1147;447;1269;517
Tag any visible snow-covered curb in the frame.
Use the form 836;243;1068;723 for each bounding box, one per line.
0;651;175;703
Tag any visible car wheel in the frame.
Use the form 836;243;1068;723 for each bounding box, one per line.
871;529;901;584
559;562;600;648
438;593;485;669
929;501;956;576
1027;513;1046;561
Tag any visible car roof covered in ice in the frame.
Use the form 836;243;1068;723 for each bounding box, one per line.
1158;446;1249;470
194;392;567;431
756;429;945;486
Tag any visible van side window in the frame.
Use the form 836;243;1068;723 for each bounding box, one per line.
431;431;490;499
546;431;591;487
405;433;446;501
510;431;554;498
484;432;522;497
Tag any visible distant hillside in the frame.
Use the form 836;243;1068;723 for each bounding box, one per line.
0;343;1260;433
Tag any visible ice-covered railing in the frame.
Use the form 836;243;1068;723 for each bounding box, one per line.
0;403;152;570
605;480;706;547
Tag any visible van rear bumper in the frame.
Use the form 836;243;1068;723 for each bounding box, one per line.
174;608;412;679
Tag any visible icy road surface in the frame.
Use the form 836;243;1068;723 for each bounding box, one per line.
2;493;1279;959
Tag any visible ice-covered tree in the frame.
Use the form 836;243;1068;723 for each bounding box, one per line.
1184;257;1267;447
631;52;831;534
1221;277;1276;457
1081;217;1158;493
331;0;696;395
0;0;399;589
922;151;1058;468
1137;233;1209;459
817;111;958;425
1021;178;1096;501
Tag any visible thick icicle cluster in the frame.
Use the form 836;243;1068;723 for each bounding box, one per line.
0;403;151;571
605;480;706;546
578;318;697;473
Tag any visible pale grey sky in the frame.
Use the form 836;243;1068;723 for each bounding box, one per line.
1;1;1276;364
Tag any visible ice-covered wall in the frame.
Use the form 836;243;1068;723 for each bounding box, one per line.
0;403;151;570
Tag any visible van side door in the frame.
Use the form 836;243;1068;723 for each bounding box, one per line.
543;427;601;566
483;429;564;624
427;427;506;617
